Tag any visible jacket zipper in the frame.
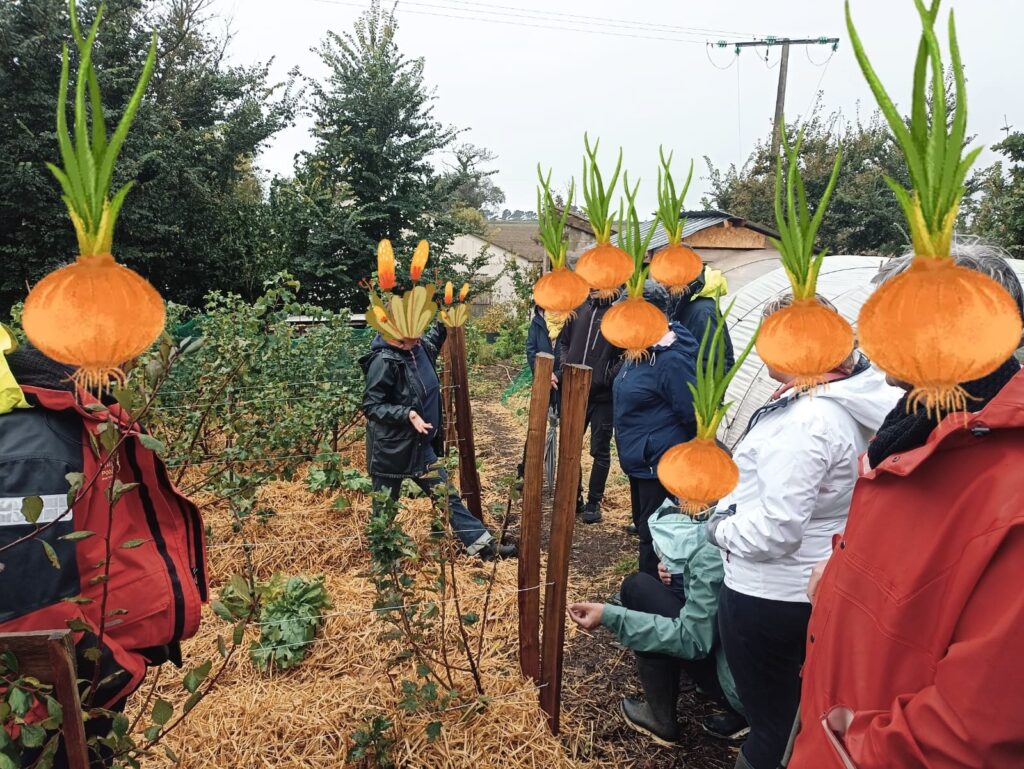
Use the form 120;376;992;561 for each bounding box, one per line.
583;308;597;366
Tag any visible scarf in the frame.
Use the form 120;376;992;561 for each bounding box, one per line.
545;311;567;343
867;356;1022;469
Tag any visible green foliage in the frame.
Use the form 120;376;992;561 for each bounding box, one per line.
148;274;364;522
0;0;298;308
347;713;396;768
965;132;1024;256
0;652;63;769
249;574;333;672
703;106;914;256
771;125;842;299
307;460;373;494
275;0;499;308
215;572;333;672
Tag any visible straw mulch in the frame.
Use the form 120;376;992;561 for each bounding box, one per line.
132;418;610;767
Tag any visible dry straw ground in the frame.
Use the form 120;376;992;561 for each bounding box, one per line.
135;372;613;769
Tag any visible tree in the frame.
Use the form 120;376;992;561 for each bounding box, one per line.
0;0;298;309
277;0;488;308
964;132;1024;257
703;106;914;256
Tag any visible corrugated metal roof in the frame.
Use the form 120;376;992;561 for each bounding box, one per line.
636;210;778;254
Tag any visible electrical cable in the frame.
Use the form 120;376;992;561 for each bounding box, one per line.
309;0;741;45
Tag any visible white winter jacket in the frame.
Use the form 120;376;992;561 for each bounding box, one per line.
712;359;902;603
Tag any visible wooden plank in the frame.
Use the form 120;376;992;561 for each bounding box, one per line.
0;630;90;769
518;352;554;683
539;363;592;734
444;325;484;521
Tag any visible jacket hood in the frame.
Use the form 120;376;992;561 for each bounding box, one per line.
794;357;902;432
649;501;707;571
694;268;728;301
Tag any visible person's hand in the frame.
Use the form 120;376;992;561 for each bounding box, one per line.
551;373;559;390
807;558;829;605
657;562;672;586
568;602;603;630
409;410;433;435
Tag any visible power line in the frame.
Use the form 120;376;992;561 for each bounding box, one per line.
418;0;765;39
309;0;753;45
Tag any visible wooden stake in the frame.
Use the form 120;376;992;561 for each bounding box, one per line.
539;363;592;734
518;352;554;683
0;630;90;769
443;325;483;521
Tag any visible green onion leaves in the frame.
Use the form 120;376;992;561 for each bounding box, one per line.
47;0;158;258
770;124;842;300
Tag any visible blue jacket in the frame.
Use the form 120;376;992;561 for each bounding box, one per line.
525;307;560;373
613;322;699;479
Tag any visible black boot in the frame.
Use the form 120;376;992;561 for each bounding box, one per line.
620;656;680;746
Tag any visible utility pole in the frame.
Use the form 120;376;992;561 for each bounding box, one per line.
717;36;839;161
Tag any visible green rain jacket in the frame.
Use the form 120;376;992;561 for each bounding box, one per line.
600;500;743;714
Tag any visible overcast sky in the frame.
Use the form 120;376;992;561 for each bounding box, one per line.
206;0;1020;218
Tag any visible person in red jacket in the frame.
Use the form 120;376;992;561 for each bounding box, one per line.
788;244;1024;769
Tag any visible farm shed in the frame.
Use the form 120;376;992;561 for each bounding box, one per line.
449;214;598;307
718;255;1024;446
642;210;782;294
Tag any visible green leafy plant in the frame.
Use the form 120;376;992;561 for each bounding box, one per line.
347;712;396;768
616;177;658;298
0;651;64;769
580;134;622;245
846;0;978;258
535;168;574;269
216;573;332;672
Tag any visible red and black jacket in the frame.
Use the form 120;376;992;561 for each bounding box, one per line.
0;383;207;707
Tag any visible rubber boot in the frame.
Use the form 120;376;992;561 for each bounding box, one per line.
620;656;680;746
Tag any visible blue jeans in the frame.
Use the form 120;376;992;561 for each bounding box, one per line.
372;465;492;554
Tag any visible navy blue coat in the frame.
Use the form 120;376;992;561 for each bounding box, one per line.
613;322;700;479
525;307;561;409
526;307;560;373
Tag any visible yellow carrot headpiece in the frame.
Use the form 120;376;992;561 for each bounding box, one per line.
441;281;471;328
366;238;437;341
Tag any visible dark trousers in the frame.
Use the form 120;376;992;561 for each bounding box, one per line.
372;466;490;551
620;572;736;710
577;398;613;507
718;585;812;769
628;476;670;577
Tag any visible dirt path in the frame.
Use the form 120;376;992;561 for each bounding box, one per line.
471;365;738;769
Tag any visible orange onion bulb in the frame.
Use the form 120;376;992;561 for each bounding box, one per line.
859;258;1023;416
657;438;739;515
649;243;702;295
575;242;634;298
23;254;165;390
756;299;854;391
533;267;590;314
600;297;668;362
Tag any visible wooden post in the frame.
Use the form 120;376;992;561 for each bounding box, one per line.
539;363;592;734
518;352;553;683
0;630;90;769
443;325;483;521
